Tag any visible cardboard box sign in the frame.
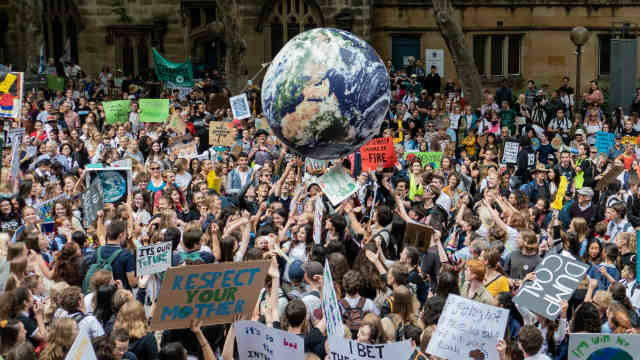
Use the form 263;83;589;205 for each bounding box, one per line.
403;222;433;253
150;260;269;330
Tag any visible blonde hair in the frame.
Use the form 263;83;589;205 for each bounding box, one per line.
380;317;397;343
39;318;77;360
114;300;148;339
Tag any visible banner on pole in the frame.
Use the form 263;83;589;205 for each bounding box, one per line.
152;48;194;87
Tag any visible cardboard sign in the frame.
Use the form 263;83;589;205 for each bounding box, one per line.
595;131;615;154
170;141;198;159
230;93;251;120
569;333;640;360
103;100;130;124
551;176;568;210
136;241;172;276
150;260;269;330
596;165;624;192
360;137;397;171
502;141;519;164
328;336;413;360
427;295;508;360
235;320;304;360
317;166;358;206
85;167;133;204
209;121;235;147
82;177;104;228
513;254;589;320
169;112;186;134
64;328;97;360
415;152;443;169
140;99;169;123
403;222;433;253
322;260;344;337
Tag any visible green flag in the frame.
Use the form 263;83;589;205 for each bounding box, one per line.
103;100;130;124
47;75;64;91
139;99;169;123
152;48;194;87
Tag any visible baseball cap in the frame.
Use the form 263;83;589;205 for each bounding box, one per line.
302;261;323;278
288;260;305;282
577;187;594;197
616;134;622;140
575;129;585;136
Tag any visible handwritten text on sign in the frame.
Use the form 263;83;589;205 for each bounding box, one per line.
360;137;397;171
235;320;304;360
322;260;344;337
569;333;640;360
136;241;172;276
427;295;508;360
327;336;413;360
150;261;269;330
513;254;588;320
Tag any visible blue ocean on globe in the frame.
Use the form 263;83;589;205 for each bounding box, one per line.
262;28;390;160
98;171;127;203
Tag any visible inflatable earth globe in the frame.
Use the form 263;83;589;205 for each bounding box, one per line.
261;28;390;160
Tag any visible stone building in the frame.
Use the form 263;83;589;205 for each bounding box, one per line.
0;0;638;91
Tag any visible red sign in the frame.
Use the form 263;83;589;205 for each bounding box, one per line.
360;137;397;171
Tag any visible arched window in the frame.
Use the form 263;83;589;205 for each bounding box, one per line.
268;0;322;59
42;0;81;65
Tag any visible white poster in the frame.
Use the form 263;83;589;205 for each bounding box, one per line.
327;336;413;360
317;165;358;206
230;93;251;120
235;320;304;360
322;260;344;337
313;196;324;245
427;295;509;360
502;141;520;164
425;49;444;77
64;329;97;360
136;241;172;276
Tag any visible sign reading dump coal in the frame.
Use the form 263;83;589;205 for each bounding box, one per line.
513;254;589;320
150;260;269;330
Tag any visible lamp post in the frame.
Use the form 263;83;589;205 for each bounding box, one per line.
570;26;591;114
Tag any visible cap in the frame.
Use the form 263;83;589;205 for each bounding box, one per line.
411;74;417;78
288;260;305;282
302;261;323;277
577;187;594;197
575;129;585;136
616;134;623;140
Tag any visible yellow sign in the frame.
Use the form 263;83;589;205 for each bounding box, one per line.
551;176;568;210
0;73;16;93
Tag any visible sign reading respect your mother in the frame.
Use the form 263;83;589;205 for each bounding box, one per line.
150;260;269;330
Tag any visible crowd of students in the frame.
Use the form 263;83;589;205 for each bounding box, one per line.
0;60;639;360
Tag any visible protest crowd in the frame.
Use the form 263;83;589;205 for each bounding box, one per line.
1;52;640;360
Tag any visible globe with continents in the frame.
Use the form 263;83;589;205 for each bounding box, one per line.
261;27;390;160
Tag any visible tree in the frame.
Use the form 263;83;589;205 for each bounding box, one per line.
8;0;44;76
432;0;482;109
213;0;249;95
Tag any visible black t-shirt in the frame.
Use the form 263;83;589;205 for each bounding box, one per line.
16;314;39;347
86;244;136;289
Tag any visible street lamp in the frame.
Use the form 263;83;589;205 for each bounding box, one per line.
570;26;591;114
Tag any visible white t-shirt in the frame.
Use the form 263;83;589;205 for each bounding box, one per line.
341;295;380;316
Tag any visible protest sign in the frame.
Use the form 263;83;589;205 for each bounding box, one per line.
551;176;568;210
35;194;66;222
317;165;358;206
569;333;640;360
596;165;624;192
230;93;251;120
209;121;236;147
47;75;64;91
137;241;172;276
235;320;304;360
360;137;397;171
86;167;133;204
514;254;589;320
103;100;130;124
169;112;186;134
595;132;615;154
6;128;26;147
8;138;20;180
415;152;443;169
403;222;433;253
64;328;97;360
170;141;198;159
0;72;23;119
82;177;104;228
322;260;344;337
150;260;269;330
313;196;324;245
427;294;508;360
140;99;169;123
152;48;194;87
502;141;519;164
328;336;413;360
111;159;132;168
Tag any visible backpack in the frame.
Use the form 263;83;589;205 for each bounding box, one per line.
373;228;401;260
340;297;366;339
82;247;123;294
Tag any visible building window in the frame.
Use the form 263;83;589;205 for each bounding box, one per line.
473;34;523;77
190;8;202;29
42;0;80;66
268;0;322;59
599;34;612;76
